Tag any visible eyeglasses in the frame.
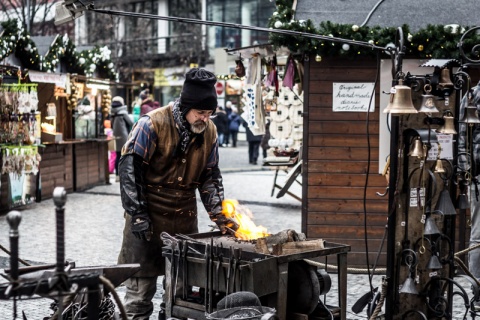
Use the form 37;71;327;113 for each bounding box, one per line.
192;109;214;119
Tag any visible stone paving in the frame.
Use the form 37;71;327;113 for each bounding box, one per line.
0;143;476;319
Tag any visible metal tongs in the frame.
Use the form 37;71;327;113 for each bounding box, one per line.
160;232;201;254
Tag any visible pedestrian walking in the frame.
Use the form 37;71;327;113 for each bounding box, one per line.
224;100;233;146
212;106;228;146
228;106;242;148
110;96;133;182
139;89;156;116
261;119;271;159
117;68;238;319
243;119;263;165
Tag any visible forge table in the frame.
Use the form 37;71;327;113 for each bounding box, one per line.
163;233;350;320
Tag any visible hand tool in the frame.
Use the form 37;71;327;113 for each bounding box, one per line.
173;240;183;300
208;237;214;313
237;248;243;291
214;244;221;298
181;240;188;300
225;246;234;295
204;243;211;313
231;248;239;293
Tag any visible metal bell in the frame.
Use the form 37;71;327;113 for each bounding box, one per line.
426;254;443;270
408;137;424;158
437;113;457;134
459;105;480;124
384;80;418;114
417;85;439;113
424;215;441;235
434;159;445;173
434;188;456;215
438;68;454;88
457;192;470;210
399;276;419;295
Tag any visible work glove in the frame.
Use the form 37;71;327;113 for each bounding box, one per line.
131;215;153;241
212;214;239;236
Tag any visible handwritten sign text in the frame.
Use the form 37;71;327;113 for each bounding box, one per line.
332;83;375;112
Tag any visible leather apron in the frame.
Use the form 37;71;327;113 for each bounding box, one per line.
118;186;198;277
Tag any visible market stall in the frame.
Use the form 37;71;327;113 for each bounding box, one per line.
0;68;113;212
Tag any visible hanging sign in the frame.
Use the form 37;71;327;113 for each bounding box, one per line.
28;71;67;88
332;83;375;112
427;134;453;160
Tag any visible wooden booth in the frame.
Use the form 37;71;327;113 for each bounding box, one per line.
0;69;111;212
300;55;480;269
34;72;111;200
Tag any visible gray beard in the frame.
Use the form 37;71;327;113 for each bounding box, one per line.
190;121;207;134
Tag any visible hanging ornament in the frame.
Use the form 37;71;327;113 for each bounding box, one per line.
368;40;374;45
418;44;424;51
315;55;322;62
274;21;283;28
407;33;413;42
352;25;359;32
342;44;350;51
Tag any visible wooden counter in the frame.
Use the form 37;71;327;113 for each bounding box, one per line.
39;138;110;200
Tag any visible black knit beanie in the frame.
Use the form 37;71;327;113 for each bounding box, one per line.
179;68;218;116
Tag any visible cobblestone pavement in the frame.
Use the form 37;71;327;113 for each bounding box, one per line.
0;143;476;319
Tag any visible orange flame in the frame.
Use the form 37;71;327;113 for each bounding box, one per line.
222;199;270;240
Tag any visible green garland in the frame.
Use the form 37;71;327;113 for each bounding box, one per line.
268;0;480;60
1;19;117;80
0;20;19;63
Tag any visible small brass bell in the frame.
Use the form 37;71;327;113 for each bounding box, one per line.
438;68;454;88
417;84;439;113
460;94;480;124
460;106;480;124
384;79;418;114
408;137;424;158
437;111;457;134
434;159;445;173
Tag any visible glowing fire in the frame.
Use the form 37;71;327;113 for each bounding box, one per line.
222;199;270;240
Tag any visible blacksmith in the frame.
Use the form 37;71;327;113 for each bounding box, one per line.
117;68;238;319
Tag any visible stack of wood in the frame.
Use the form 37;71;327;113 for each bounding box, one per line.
254;229;324;255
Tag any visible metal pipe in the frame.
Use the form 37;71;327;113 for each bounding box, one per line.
89;8;387;52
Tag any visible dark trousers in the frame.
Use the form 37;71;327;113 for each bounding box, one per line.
230;130;239;147
248;141;261;164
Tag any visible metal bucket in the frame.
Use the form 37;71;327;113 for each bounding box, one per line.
206;306;277;320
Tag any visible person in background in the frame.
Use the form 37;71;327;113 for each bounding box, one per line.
224;100;233;146
117;68;238;319
261;119;271;159
132;99;141;123
110;96;133;182
139;89;156;116
212;106;228;147
228;105;242;148
242;119;263;165
104;119;116;176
